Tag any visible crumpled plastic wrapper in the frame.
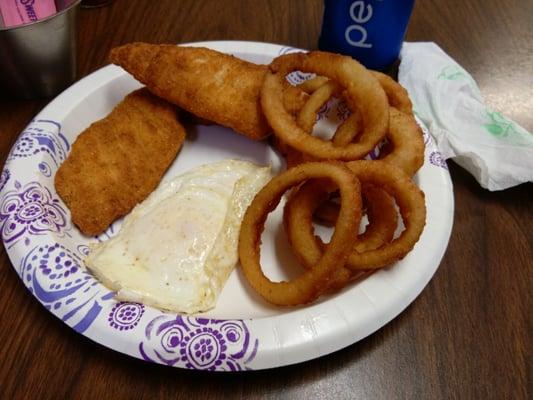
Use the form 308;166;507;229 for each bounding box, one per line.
398;42;533;191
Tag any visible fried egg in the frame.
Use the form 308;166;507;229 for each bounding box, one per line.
85;159;271;313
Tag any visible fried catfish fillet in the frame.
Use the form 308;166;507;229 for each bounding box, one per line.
55;88;185;236
109;43;308;141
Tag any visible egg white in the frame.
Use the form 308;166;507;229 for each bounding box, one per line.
85;159;271;313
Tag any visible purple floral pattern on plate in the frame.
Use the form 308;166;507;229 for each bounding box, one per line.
108;302;145;331
366;144;382;161
0;169;10;192
38;162;53;178
336;100;351;122
429;151;448;169
19;243;113;333
95;220;119;242
139;316;258;371
317;102;330;120
7;120;69;167
286;71;314;86
0;181;70;246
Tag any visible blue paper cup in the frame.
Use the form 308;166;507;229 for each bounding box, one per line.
319;0;415;71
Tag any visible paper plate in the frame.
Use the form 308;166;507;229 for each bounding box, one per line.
0;41;453;371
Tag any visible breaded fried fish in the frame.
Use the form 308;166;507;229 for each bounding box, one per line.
109;43;268;140
109;43;308;141
55;88;185;236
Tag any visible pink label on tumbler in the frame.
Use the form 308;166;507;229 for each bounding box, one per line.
0;0;57;28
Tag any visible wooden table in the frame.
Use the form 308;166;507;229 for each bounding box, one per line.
1;1;531;398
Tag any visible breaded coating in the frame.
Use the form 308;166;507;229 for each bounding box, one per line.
109;43;272;140
55;88;185;236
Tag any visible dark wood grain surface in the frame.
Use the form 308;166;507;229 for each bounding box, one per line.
0;1;531;399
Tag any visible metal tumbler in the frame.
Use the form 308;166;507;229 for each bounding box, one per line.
0;0;81;99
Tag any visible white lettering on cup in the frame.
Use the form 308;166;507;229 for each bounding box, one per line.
350;1;372;23
345;1;373;48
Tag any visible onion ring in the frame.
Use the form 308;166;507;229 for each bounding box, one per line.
378;108;424;177
284;146;315;169
312;185;398;251
295;72;413;151
261;51;389;160
280;68;417;176
331;112;362;148
285;183;397;262
284;183;398;288
298;72;412;116
295;79;362;154
283;178;354;290
373;71;413;116
296;80;340;132
297;76;329;94
283;160;426;270
332;107;424;177
270;135;317;169
282;84;309;115
354;186;398;252
238;161;362;306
